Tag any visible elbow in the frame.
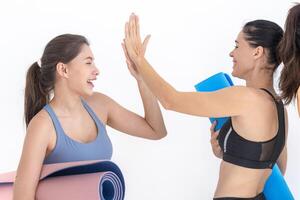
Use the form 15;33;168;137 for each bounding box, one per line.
152;130;168;140
159;129;168;139
150;125;168;140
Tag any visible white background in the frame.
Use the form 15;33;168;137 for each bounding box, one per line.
0;0;299;199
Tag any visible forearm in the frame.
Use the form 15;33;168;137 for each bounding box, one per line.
13;193;35;200
137;79;167;138
134;57;177;109
13;183;35;200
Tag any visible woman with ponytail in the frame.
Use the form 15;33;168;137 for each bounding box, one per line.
13;34;167;200
123;14;288;199
279;3;300;116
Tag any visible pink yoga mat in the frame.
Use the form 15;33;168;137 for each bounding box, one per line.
0;160;125;200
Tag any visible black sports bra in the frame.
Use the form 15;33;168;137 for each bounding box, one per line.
218;89;285;169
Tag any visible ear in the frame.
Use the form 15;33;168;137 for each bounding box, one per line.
253;46;264;60
56;62;69;78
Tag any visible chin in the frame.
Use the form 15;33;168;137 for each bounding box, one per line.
231;68;242;79
79;89;94;98
86;90;94;96
231;70;237;77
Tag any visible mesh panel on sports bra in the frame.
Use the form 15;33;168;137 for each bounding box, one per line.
259;139;276;161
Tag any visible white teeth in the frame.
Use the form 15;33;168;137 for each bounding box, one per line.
87;79;96;83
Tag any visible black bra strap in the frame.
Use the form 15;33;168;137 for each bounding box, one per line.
260;88;286;164
260;88;277;101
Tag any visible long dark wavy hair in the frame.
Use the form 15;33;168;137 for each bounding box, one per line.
278;3;300;104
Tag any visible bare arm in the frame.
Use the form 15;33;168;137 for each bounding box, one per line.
90;92;167;140
135;79;168;139
123;14;259;118
276;108;288;175
13;111;52;200
106;91;167;140
122;34;167;139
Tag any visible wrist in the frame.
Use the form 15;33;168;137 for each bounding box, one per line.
132;56;145;66
136;77;144;84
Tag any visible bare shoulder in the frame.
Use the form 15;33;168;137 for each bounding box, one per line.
251;87;278;106
222;86;262;99
83;92;113;105
24;109;54;150
229;87;277;118
226;86;265;104
82;92;115;124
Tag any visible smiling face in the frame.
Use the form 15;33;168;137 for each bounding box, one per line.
64;44;99;96
229;31;257;79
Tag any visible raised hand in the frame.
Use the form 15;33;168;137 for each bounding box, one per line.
123;13;151;64
121;42;141;80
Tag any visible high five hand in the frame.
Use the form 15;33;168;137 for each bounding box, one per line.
123;13;151;65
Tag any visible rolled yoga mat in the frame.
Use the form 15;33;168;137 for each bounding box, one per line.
0;160;125;200
194;72;233;131
194;72;294;200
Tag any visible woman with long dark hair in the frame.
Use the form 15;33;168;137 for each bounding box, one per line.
123;14;288;200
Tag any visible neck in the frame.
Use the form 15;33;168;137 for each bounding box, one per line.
245;67;275;94
50;81;84;116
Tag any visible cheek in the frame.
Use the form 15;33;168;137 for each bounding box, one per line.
68;73;86;88
236;50;250;66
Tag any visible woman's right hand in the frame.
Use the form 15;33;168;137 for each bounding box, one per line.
210;121;223;159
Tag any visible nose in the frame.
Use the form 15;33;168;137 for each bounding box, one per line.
93;66;100;76
229;49;234;58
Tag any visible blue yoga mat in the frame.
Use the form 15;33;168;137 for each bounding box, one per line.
194;72;294;200
194;72;233;131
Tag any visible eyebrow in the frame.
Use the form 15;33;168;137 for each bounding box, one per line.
84;56;94;60
235;40;239;43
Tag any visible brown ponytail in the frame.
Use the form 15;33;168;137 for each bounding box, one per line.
24;61;50;127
